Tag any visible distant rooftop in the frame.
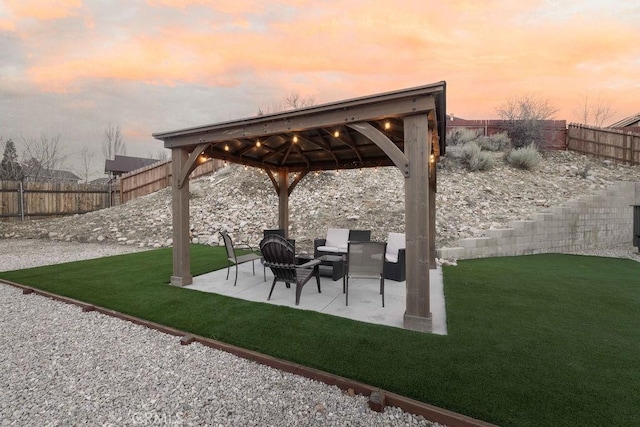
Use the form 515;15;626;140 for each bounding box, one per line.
23;167;81;183
104;155;160;176
609;113;640;128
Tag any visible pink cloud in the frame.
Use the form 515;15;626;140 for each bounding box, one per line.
0;19;15;31
4;0;81;21
14;0;640;121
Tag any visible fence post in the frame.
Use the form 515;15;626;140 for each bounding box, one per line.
622;133;633;166
627;132;640;166
19;181;24;221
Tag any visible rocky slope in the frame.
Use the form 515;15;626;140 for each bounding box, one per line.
2;150;639;256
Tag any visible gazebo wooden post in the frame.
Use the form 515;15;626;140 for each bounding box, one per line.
429;154;437;269
278;170;290;238
403;114;432;332
171;147;192;286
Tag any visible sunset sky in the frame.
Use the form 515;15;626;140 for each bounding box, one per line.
1;0;639;179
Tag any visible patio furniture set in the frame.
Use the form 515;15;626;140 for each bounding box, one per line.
220;228;406;307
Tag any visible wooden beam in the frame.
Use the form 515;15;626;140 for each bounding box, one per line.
288;171;308;196
291;140;311;168
302;130;340;165
429;111;439;269
159;97;437;149
178;143;208;189
347;123;410;177
429;156;437;269
278;170;289;238
266;169;279;193
333;127;363;163
403;114;432;332
171;147;193;286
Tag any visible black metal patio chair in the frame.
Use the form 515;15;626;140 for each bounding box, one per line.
259;234;321;305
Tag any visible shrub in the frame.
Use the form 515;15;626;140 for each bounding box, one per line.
496;95;558;148
506;145;542;170
461;142;495;171
447;128;480;146
477;132;511;151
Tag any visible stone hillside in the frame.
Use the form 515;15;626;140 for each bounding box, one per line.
2;150;639;256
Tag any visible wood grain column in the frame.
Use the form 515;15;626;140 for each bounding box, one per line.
403;114;432;332
429;151;437;269
278;170;289;238
171;147;192;286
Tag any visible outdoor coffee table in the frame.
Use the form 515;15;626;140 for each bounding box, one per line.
316;254;345;281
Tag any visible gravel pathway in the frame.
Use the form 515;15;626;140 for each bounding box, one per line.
0;241;441;426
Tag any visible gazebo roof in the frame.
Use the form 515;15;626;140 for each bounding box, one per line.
153;82;446;174
153;82;446;332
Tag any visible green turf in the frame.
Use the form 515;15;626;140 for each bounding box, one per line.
1;247;639;426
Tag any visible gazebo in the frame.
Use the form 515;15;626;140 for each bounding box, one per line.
153;81;446;332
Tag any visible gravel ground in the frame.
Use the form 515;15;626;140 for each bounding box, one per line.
0;241;442;426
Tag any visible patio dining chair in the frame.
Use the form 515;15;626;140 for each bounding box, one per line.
344;241;387;307
219;231;263;287
259;234;321;305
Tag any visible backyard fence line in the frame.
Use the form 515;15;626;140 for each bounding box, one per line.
10;124;633;221
0;159;223;221
448;118;568;150
567;124;640;165
0;180;110;222
110;158;223;206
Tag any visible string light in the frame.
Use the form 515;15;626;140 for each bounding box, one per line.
293;135;298;143
384;121;391;130
256;140;261;147
224;144;229;151
333;130;340;138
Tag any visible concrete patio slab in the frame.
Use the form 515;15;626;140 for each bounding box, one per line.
186;262;447;335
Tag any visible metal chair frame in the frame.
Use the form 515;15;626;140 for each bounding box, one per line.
220;231;262;287
344;241;387;307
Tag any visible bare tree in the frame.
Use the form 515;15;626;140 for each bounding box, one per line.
147;149;169;161
76;145;97;183
257;91;315;116
0;138;24;181
20;134;68;181
496;95;558;148
102;124;127;160
284;91;315;109
573;95;615;127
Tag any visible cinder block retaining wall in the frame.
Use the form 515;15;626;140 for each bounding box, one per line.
437;181;640;260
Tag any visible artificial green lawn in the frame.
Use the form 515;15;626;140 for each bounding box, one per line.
1;246;639;426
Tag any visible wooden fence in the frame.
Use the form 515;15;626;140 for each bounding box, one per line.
0;159;222;221
110;158;223;205
567;124;640;165
449;118;568;150
0;181;109;221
